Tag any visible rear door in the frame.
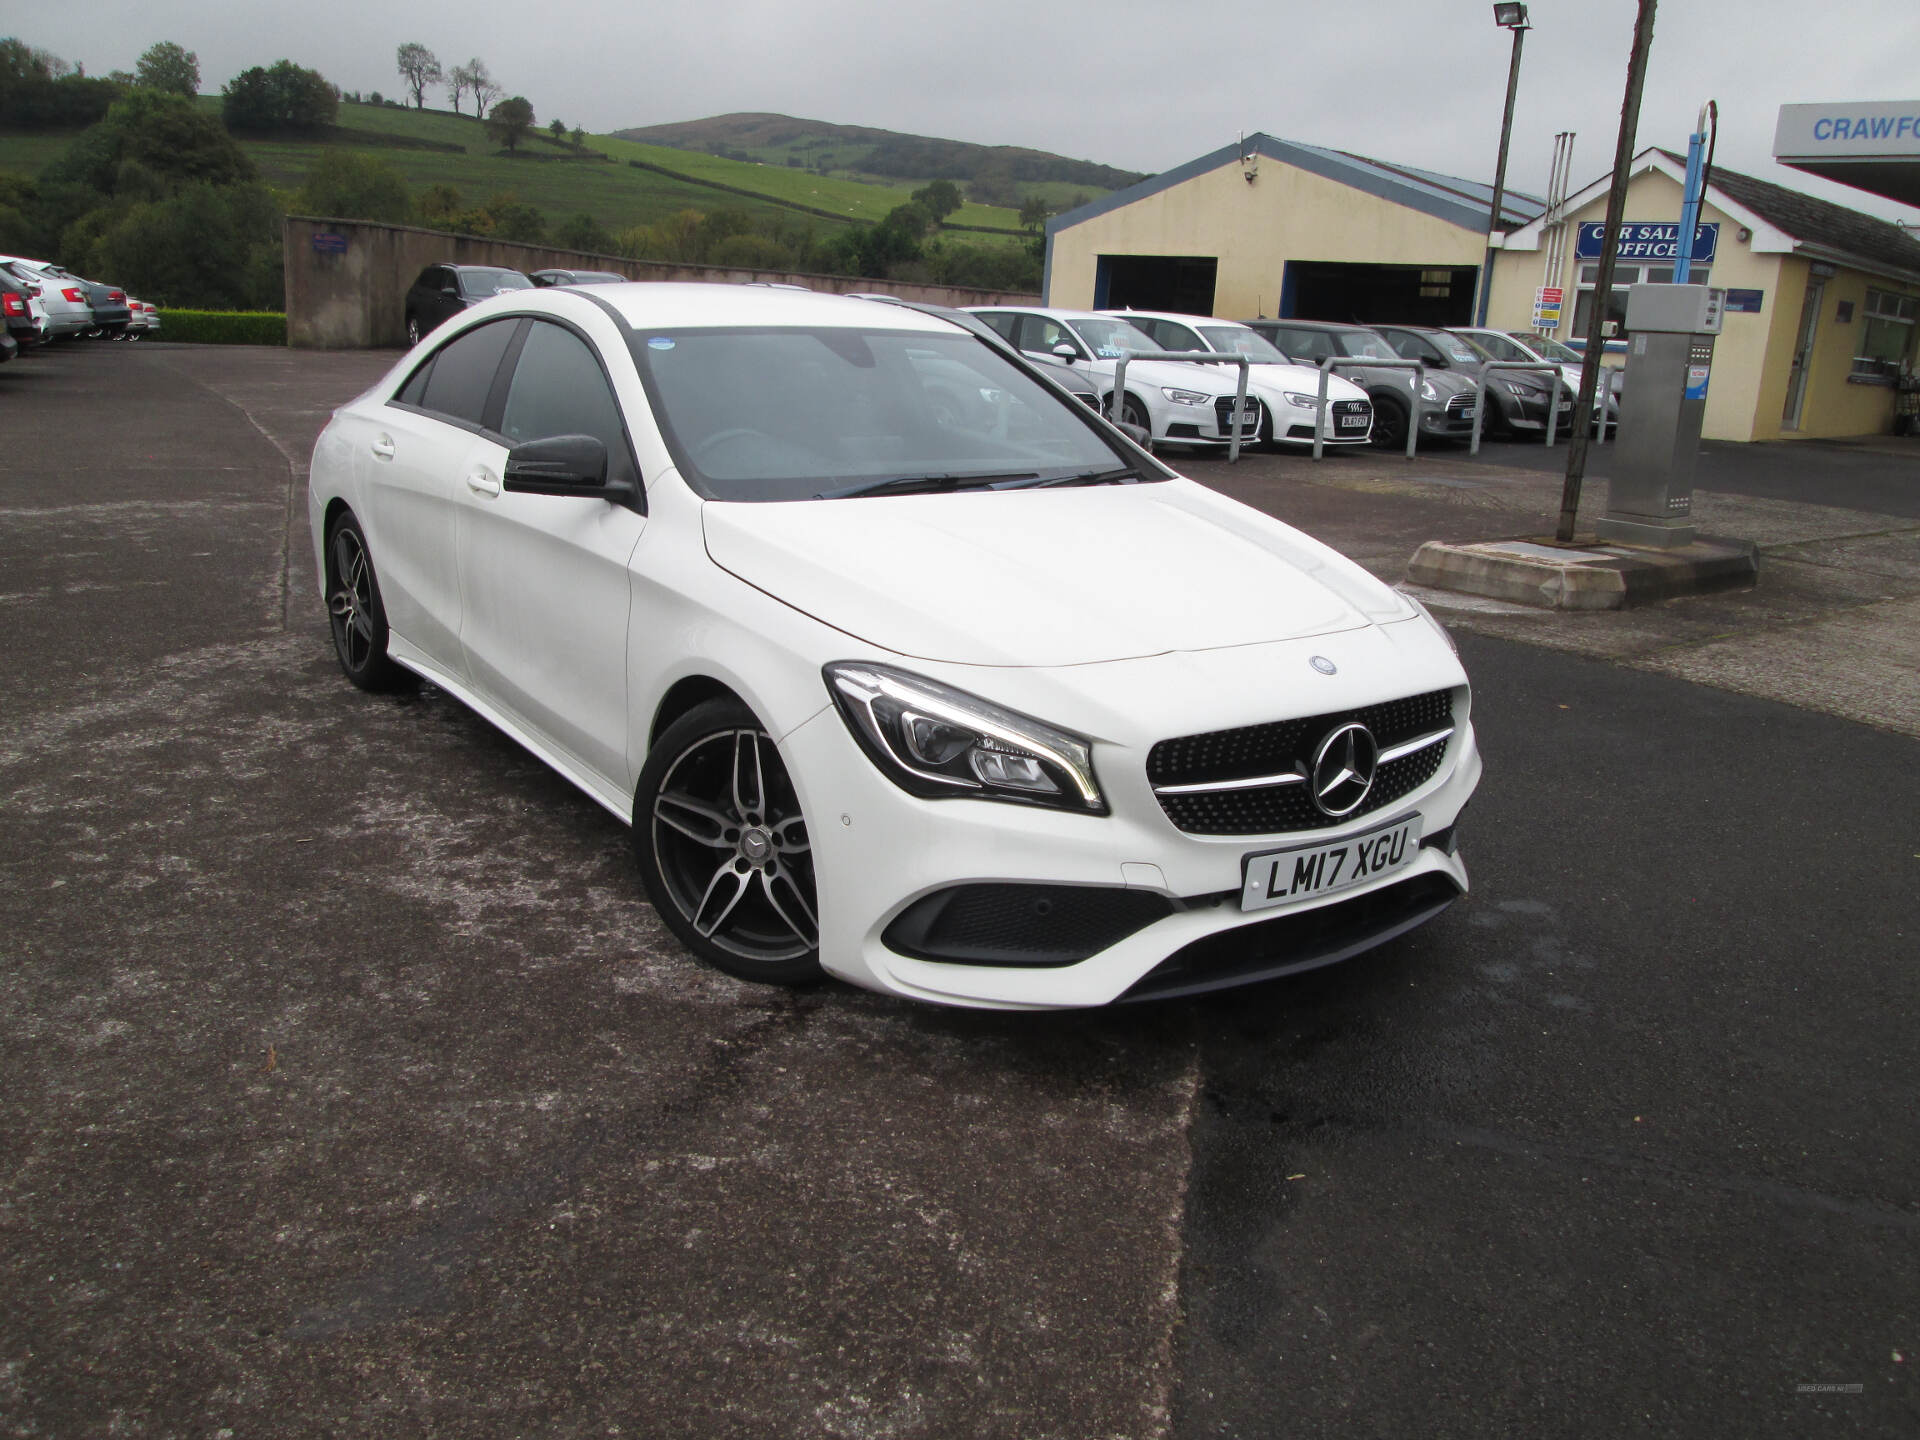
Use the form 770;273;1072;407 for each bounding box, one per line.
364;316;521;672
454;316;647;792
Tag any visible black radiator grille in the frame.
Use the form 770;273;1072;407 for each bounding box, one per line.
1148;689;1455;837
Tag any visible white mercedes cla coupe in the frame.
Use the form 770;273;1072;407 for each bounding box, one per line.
308;284;1480;1009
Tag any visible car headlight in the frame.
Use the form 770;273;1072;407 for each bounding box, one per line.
1405;594;1458;656
1283;391;1320;409
824;662;1106;813
1160;387;1209;406
1501;379;1528;396
1418;380;1439;401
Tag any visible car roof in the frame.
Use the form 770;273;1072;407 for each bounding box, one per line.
537;281;962;335
1097;310;1251;329
966;304;1124;322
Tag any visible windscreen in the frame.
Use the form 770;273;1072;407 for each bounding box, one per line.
636;327;1133;502
1332;329;1400;360
1429;332;1485;365
461;269;533;297
1198;327;1289;362
1065;316;1161;358
1520;333;1583;364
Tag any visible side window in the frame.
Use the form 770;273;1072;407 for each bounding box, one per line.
1018;316;1080;357
1157;321;1202;352
1279;329;1329;364
416;319;518;428
976;312;1019;342
499;321;638;485
396;356;433;407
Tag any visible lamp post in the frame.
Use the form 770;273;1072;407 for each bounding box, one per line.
1473;2;1531;327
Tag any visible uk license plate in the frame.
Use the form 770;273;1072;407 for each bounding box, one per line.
1240;815;1421;912
1338;413;1367;428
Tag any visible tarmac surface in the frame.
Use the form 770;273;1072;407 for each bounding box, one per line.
2;340;1916;1437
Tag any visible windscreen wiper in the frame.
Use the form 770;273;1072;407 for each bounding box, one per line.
1002;467;1139;490
813;471;1038;500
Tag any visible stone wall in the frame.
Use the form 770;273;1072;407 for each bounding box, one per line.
283;216;1042;349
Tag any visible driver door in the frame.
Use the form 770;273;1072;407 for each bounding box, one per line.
454;318;648;794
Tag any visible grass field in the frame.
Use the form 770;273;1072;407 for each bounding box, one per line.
0;101;1053;251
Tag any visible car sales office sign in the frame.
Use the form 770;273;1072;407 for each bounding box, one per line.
1575;222;1719;263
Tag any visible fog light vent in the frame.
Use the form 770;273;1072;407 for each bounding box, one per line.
883;884;1172;968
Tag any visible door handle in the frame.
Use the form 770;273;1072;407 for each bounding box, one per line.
466;470;501;497
370;435;396;461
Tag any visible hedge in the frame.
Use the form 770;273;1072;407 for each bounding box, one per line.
157;310;287;345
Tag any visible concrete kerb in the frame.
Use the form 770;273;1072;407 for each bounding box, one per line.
1406;534;1760;610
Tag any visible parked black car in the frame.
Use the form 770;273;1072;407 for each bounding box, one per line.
529;268;627;287
403;264;534;345
1371;323;1571;439
39;265;131;336
1243;318;1481;448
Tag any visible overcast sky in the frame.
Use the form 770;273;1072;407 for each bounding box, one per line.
18;0;1920;223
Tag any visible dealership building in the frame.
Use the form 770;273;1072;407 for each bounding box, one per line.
1044;122;1920;442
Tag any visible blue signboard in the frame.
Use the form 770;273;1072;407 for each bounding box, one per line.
311;232;348;255
1574;222;1718;263
1723;288;1764;313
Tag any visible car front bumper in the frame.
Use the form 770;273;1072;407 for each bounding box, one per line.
780;627;1479;1010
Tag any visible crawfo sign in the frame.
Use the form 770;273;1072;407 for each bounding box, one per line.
1575;222;1718;263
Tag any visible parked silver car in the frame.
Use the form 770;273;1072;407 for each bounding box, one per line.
0;255;94;339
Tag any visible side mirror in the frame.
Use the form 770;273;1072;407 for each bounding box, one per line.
1052;343;1081;362
1425;352;1449;368
441;282;459;297
502;434;618;497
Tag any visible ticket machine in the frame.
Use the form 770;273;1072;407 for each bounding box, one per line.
1596;284;1724;548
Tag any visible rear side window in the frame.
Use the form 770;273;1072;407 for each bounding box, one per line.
975;312;1019;342
1152;320;1202;351
500;321;639;485
1278;328;1331;363
416;319;517;427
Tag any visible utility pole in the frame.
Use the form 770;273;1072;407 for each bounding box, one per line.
1556;0;1658;542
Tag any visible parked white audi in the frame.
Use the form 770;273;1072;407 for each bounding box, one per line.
1105;310;1376;449
309;284;1479;1009
966;305;1270;450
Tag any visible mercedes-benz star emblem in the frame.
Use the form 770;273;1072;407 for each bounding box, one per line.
1310;722;1378;817
1310;655;1337;675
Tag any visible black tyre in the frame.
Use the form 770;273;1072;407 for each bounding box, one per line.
634;699;823;987
324;511;414;692
1369;394;1409;448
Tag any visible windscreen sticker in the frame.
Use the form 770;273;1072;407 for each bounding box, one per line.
648;336;675;350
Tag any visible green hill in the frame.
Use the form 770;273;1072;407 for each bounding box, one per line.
0;98;1045;243
614;112;1143;209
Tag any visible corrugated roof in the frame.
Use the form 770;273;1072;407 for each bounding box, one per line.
1657;149;1920;280
1048;132;1544;237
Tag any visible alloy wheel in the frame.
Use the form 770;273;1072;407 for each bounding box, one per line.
649;725;818;966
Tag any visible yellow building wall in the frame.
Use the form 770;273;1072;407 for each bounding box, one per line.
1765;260;1917;440
1047;158;1488;321
1485;169;1788;441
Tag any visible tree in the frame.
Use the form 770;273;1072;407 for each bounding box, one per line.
65;88;254;193
548;116;566;143
393;42;441;110
222;60;338;133
445;62;472;114
135;41;199;96
297;150;410;224
911;180;963;224
570;126;585;148
467;61;501;118
555;212;613;254
485;95;534;152
1018;194;1050;233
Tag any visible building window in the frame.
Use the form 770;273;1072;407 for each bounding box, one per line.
1572;263;1711;338
1851;288;1917;382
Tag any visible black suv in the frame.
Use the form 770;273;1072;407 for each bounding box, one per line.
1243;319;1480;448
404;264;534;345
1371;324;1570;440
